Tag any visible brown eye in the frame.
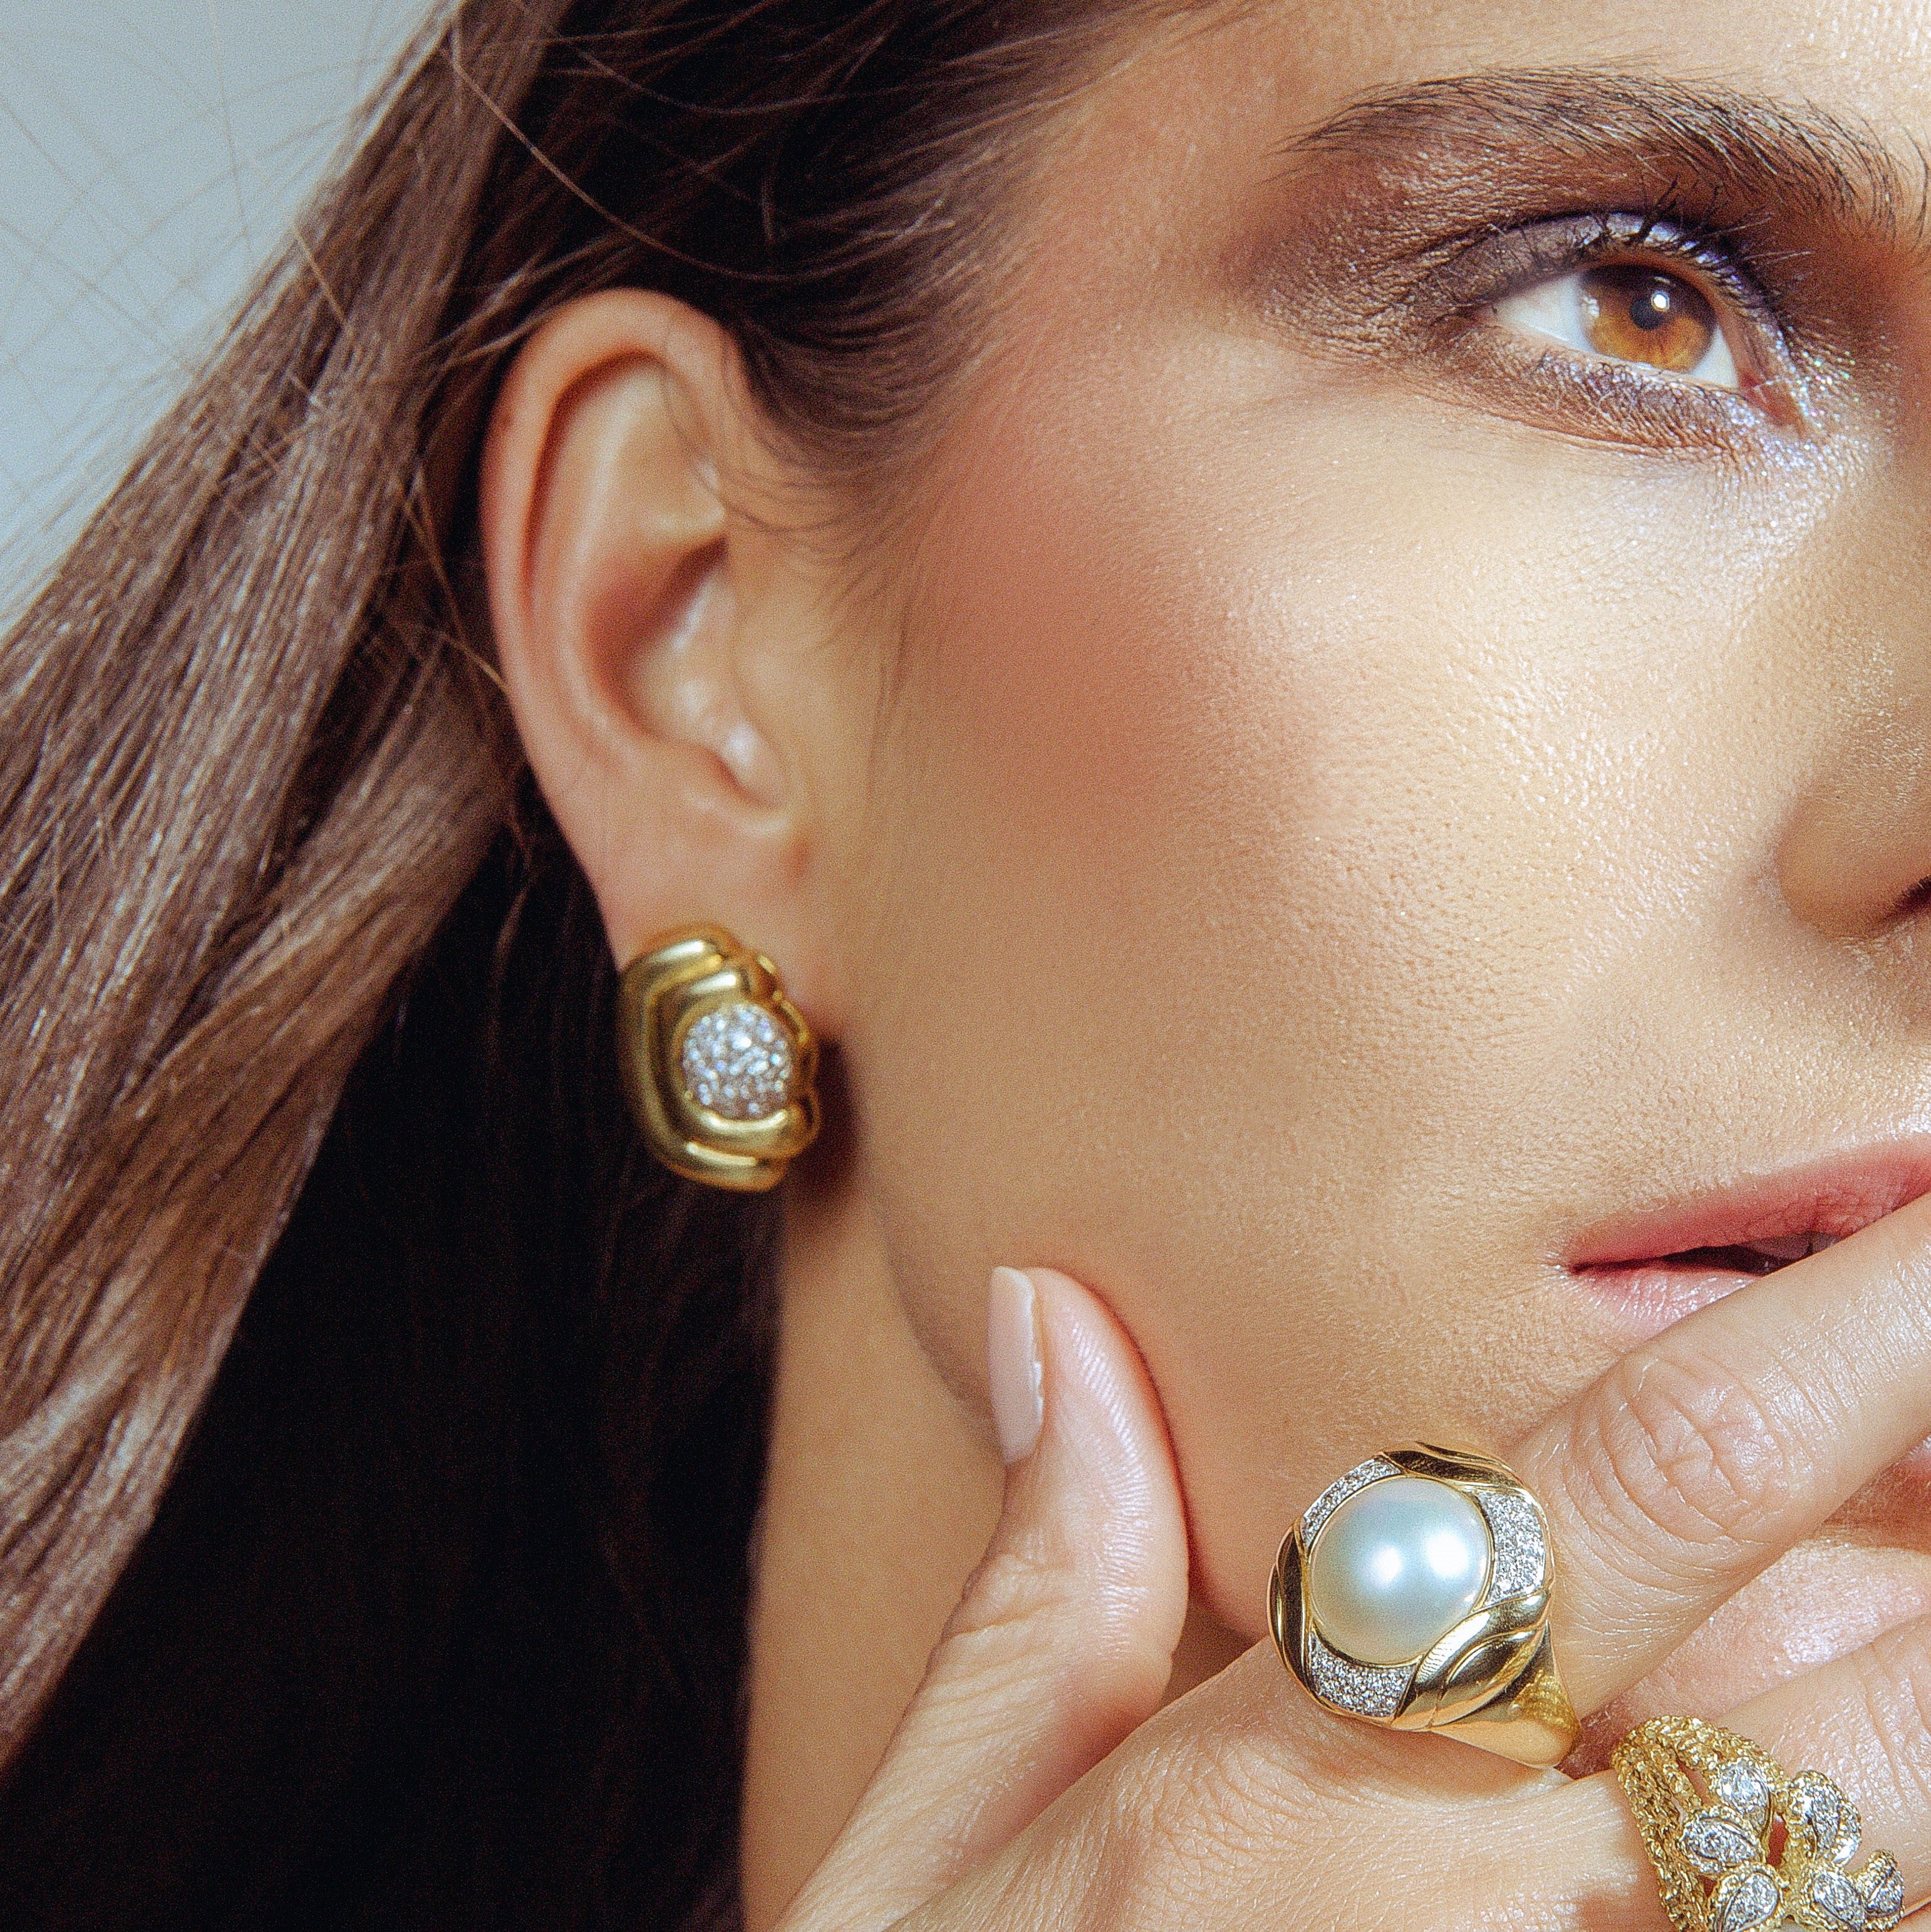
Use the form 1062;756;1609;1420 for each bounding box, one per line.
1576;265;1717;373
1493;257;1742;390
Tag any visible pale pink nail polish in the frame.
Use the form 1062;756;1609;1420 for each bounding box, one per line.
986;1266;1044;1463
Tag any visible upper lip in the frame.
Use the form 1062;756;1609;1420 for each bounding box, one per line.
1566;1143;1931;1274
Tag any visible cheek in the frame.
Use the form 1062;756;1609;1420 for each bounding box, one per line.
850;321;1838;1631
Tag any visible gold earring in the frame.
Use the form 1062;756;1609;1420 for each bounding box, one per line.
617;925;821;1192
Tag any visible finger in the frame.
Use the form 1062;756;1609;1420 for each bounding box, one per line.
908;1637;1676;1932
789;1265;1189;1932
1511;1190;1931;1713
1717;1609;1931;1919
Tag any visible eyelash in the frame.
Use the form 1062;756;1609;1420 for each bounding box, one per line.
1486;213;1772;325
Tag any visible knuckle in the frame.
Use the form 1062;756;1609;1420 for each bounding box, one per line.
911;1545;1086;1716
937;1545;1173;1722
1575;1346;1806;1559
945;1544;1079;1650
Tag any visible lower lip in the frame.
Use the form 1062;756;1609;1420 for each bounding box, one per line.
1575;1257;1774;1334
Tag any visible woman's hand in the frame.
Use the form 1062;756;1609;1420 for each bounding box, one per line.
774;1213;1931;1931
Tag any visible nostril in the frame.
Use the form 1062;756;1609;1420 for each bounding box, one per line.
1895;877;1931;921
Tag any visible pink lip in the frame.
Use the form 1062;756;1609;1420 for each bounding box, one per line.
1568;1143;1931;1276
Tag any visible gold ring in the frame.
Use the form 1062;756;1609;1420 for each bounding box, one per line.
1613;1716;1903;1932
1270;1443;1580;1767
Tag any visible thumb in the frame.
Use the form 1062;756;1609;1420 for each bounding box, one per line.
790;1266;1189;1931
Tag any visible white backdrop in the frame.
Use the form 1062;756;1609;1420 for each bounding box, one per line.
0;0;427;597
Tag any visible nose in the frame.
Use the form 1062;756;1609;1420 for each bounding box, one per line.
1781;771;1931;940
1769;240;1931;945
1776;486;1931;941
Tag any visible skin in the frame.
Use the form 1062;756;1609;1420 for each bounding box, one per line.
479;0;1931;1924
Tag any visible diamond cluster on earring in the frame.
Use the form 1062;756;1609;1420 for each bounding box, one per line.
680;1002;795;1120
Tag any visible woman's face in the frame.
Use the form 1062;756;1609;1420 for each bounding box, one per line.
817;0;1931;1730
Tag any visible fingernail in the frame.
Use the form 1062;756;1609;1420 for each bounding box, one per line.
986;1266;1045;1463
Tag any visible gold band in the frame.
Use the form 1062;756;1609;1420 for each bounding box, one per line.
1271;1443;1580;1768
1612;1715;1903;1932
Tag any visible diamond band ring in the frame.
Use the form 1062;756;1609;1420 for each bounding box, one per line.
1270;1443;1580;1767
1613;1716;1903;1932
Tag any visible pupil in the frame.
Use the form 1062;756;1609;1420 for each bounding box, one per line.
1630;281;1675;331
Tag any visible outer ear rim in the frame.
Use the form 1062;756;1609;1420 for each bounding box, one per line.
480;288;740;641
476;286;846;1036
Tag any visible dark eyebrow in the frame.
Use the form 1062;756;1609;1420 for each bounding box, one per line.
1282;68;1931;255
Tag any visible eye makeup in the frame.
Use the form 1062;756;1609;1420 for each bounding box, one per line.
1417;209;1805;443
1246;68;1910;457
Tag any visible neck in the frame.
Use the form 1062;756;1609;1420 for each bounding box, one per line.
737;1174;1246;1930
738;1175;1000;1930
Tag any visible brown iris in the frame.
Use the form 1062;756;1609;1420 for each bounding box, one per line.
1577;264;1719;373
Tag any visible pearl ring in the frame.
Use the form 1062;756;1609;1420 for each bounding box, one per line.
1270;1443;1580;1767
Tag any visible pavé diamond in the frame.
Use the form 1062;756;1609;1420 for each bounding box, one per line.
1712;1761;1771;1834
1684;1809;1758;1877
1476;1488;1546;1601
1301;1457;1400;1545
1859;1852;1904;1924
1789;1772;1845;1856
1833;1800;1863;1867
1304;1628;1412;1719
679;1002;795;1120
1812;1868;1868;1931
1712;1866;1781;1932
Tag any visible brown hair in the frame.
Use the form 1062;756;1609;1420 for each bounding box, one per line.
0;1;1149;1921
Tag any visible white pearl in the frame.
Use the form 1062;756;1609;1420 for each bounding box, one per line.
1305;1475;1491;1666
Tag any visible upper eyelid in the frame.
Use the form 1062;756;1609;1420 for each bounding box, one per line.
1426;214;1786;345
1251;174;1841;443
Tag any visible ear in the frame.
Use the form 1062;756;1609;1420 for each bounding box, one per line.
480;289;844;1031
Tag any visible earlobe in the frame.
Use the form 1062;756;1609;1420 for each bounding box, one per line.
480;289;823;1006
